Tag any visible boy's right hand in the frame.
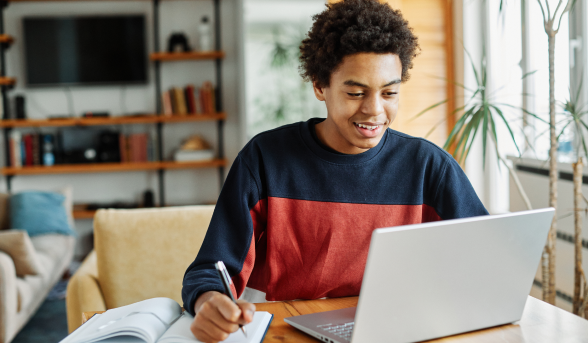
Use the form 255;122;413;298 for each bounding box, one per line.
190;291;256;343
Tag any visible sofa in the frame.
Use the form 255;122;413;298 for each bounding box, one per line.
0;193;76;343
65;205;214;333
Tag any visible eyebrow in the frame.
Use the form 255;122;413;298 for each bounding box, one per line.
343;79;401;88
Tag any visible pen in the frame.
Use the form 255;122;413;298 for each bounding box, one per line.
215;261;248;338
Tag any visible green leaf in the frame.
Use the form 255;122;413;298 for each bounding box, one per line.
410;99;448;122
423;117;447;139
462;112;483;164
464;47;481;87
444;106;474;151
491;105;522;157
482;106;489;169
522;70;538;79
452;109;477;160
488;114;503;170
429;75;475;92
496;103;547;124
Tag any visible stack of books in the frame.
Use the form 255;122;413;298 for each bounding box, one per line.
119;133;155;163
9;132;55;167
161;81;216;116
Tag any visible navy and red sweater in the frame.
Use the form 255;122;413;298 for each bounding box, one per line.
182;118;488;315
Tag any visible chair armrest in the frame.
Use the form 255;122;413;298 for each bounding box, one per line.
0;251;18;343
66;250;106;333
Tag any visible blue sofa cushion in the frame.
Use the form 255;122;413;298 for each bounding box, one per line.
10;191;76;237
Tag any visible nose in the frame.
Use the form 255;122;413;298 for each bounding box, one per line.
360;92;384;116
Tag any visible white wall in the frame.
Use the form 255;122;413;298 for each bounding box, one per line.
3;0;244;258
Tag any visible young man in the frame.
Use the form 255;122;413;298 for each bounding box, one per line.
183;0;488;341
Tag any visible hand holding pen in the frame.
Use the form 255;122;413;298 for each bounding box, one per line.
189;262;255;343
215;261;249;337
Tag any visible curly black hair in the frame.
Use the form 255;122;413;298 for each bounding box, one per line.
299;0;420;88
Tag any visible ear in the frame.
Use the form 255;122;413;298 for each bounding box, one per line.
313;81;326;101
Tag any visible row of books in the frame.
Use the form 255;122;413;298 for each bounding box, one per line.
9;131;55;167
8;131;156;167
119;133;155;163
161;81;216;116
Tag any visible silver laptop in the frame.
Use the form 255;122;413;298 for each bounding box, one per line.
284;208;554;343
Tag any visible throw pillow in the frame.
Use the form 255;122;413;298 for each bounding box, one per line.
0;230;41;276
10;191;76;237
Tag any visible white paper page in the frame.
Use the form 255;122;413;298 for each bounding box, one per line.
157;311;273;343
59;298;182;343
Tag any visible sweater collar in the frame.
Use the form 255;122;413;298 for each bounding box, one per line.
300;118;388;164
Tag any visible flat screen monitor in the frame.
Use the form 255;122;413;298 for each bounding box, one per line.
23;15;147;87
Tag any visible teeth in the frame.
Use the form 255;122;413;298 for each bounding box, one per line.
356;123;378;130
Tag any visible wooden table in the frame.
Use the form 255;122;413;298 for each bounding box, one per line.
83;295;588;342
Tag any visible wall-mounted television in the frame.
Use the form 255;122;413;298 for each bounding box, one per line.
23;15;147;87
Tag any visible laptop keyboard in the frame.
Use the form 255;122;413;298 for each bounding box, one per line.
318;322;354;342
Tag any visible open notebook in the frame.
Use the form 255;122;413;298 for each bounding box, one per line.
59;298;273;343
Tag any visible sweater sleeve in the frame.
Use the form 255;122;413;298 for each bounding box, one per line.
433;158;489;219
181;155;261;315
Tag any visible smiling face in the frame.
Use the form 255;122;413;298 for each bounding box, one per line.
313;53;403;154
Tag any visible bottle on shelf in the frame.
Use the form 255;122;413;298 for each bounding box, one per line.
42;134;55;166
198;16;212;51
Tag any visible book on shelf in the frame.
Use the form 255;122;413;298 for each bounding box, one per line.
185;84;197;114
172;87;188;115
23;134;33;166
59;297;273;343
194;86;203;114
200;81;215;114
20;139;25;166
119;133;153;163
32;133;41;166
9;131;21;167
162;81;215;116
162;90;173;116
174;149;215;162
19;133;43;166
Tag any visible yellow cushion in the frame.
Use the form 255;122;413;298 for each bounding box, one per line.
94;206;214;309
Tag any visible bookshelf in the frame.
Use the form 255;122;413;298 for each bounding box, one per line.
0;35;14;45
0;77;15;86
0;112;226;128
150;51;225;61
0;0;226;208
1;159;227;176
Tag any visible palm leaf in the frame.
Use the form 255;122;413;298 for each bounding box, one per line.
482;105;489;168
462;111;483;164
410;99;448;122
444;106;473;150
491;104;522;156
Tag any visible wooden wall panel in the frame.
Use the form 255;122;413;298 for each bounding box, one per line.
387;0;449;147
329;0;453;148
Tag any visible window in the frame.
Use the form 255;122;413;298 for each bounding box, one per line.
243;0;328;139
